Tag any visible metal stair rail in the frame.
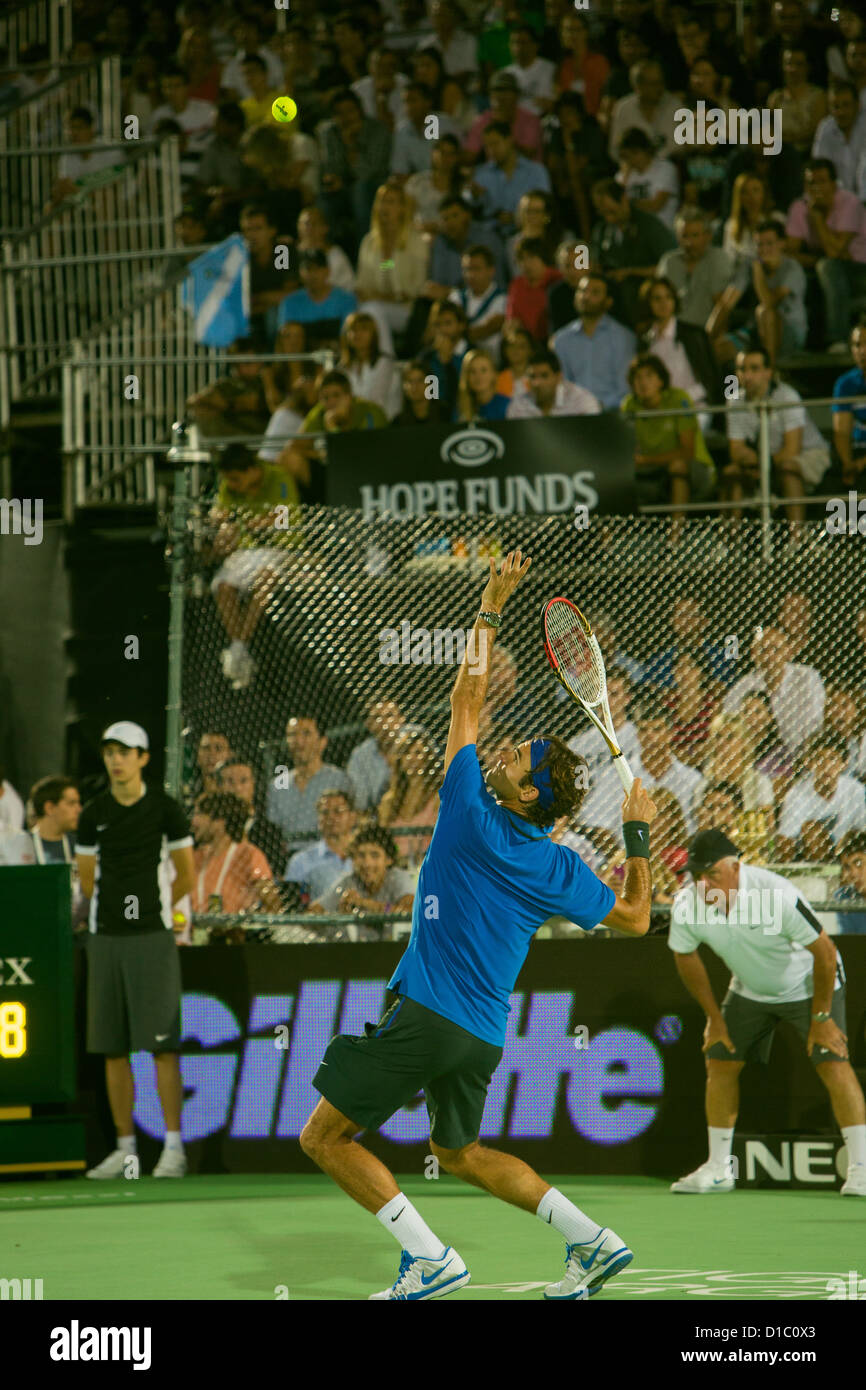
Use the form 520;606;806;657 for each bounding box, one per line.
0;0;72;66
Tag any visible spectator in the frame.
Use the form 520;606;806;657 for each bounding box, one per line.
554;11;610;118
259;320;318;443
665;653;718;766
418;300;468;417
620;352;714;522
216;760;287;877
503;23;556;116
632;696;705;834
0;776;81;869
318;89;392;254
712;221;808;366
776;732;866;861
187;337;270;440
275;250;357;347
754;0;827;100
700;712;776;823
615;125;679;230
346;698;422;809
825;684;866;778
338;311;401;417
768;45;827;156
832;318;866;487
306;825;415;932
724;625;825;754
505;189;564;278
676;57;740;216
238;53;281;132
589;177;677;328
722;172;786;269
266;714;351;846
592;610;644;686
277;25;326;131
739;691;794;781
777;589;824;670
148;64;216;178
355;179;430;350
607;59;681;161
186;731;233;806
284;788;357;905
722;346;830;525
296;206;356;293
390;81;458;177
191;793;281;914
547;239;588;335
845;34;866;110
352;45;408;127
550;271;636;409
464;70;544;165
812;80;866;193
424;194;507;300
543;90;612;243
241;124;318;232
835;829;866;935
496;321;534;399
221;15;283;99
785;158;866;351
470;121;551;238
239;203;297;335
449;244;508;356
406;136;465;233
288;369;388;503
506;346;601;418
327;11;372;89
641;594;735;692
645;786;689;902
178;27;222;105
597;24;650;127
568;664;641;835
46;108;122;211
505;236;561;341
194;103;249;235
455;348;511;421
638;275;719;426
378;730;442;867
411;44;474;135
829;6;866;79
696;781;744;839
392;359;449;425
208;443;302;688
420;0;479;82
657;207;734;348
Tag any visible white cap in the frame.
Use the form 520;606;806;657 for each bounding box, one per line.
101;720;149;750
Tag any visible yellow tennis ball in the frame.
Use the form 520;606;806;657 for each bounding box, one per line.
272;96;297;124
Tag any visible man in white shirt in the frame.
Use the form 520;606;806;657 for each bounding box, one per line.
667;829;866;1196
776;732;866;860
352;47;408;126
448;245;507;357
812;80;866;193
221;15;284;100
608;59;682;161
615;126;679;229
568;666;641;834
633;696;704;833
148;66;216;167
284;788;357;902
0;768;26;834
507;347;602;418
503;24;556;116
420;0;479;78
724;625;825;753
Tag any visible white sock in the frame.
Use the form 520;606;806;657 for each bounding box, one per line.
376;1194;445;1260
841;1124;866;1168
230;638;247;656
117;1135;136;1154
163;1131;183;1152
708;1127;735;1172
536;1188;602;1245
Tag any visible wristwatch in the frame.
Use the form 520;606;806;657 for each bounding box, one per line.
479;610;502;628
812;1011;831;1023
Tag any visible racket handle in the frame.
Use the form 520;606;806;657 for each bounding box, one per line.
614;754;634;793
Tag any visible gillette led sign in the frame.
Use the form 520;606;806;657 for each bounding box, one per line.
131;983;668;1144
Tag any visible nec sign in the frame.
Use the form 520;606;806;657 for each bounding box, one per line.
130;984;667;1146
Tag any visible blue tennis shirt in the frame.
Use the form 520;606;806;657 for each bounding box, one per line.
388;744;615;1046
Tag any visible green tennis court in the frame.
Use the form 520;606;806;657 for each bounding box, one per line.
3;1174;862;1300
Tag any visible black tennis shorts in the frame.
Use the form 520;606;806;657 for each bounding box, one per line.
705;986;848;1067
313;991;504;1150
85;930;182;1054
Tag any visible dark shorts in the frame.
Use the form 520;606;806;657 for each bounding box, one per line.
85;930;182;1054
706;986;848;1067
313;991;504;1149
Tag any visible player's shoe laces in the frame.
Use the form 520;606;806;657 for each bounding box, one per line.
841;1163;866;1196
85;1148;131;1179
152;1148;187;1178
368;1247;470;1301
670;1159;735;1194
543;1227;633;1300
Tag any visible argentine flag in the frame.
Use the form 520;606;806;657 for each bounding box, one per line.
183;234;250;347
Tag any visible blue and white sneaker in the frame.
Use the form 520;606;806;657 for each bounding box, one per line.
368;1247;470;1301
670;1160;735;1194
543;1228;633;1300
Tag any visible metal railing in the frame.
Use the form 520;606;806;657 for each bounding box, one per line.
0;57;121;230
0;0;72;65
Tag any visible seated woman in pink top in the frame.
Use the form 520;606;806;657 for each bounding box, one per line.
377;730;442;868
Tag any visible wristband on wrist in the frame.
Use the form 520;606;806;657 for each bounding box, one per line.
479;610;502;628
623;820;651;858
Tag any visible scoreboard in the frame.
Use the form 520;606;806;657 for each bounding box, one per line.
0;865;76;1104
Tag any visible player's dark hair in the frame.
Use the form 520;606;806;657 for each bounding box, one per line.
196;792;249;841
30;776;78;818
518;735;590;828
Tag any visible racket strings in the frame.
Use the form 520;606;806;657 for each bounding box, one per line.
546;610;604;704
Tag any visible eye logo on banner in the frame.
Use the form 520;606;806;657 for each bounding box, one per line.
440;429;505;469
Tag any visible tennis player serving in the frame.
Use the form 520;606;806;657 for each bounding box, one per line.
300;550;657;1301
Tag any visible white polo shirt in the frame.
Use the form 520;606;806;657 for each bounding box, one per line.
668;862;845;1003
724;662;825;752
779;772;866;845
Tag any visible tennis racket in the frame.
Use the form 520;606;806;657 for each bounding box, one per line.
541;596;635;793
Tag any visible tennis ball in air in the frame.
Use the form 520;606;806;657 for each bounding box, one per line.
272;96;298;123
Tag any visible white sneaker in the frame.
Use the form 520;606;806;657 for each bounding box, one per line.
368;1247;470;1300
670;1159;735;1194
841;1163;866;1196
86;1148;133;1180
152;1148;187;1178
544;1227;632;1300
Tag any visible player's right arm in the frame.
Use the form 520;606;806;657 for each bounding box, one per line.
601;778;656;937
